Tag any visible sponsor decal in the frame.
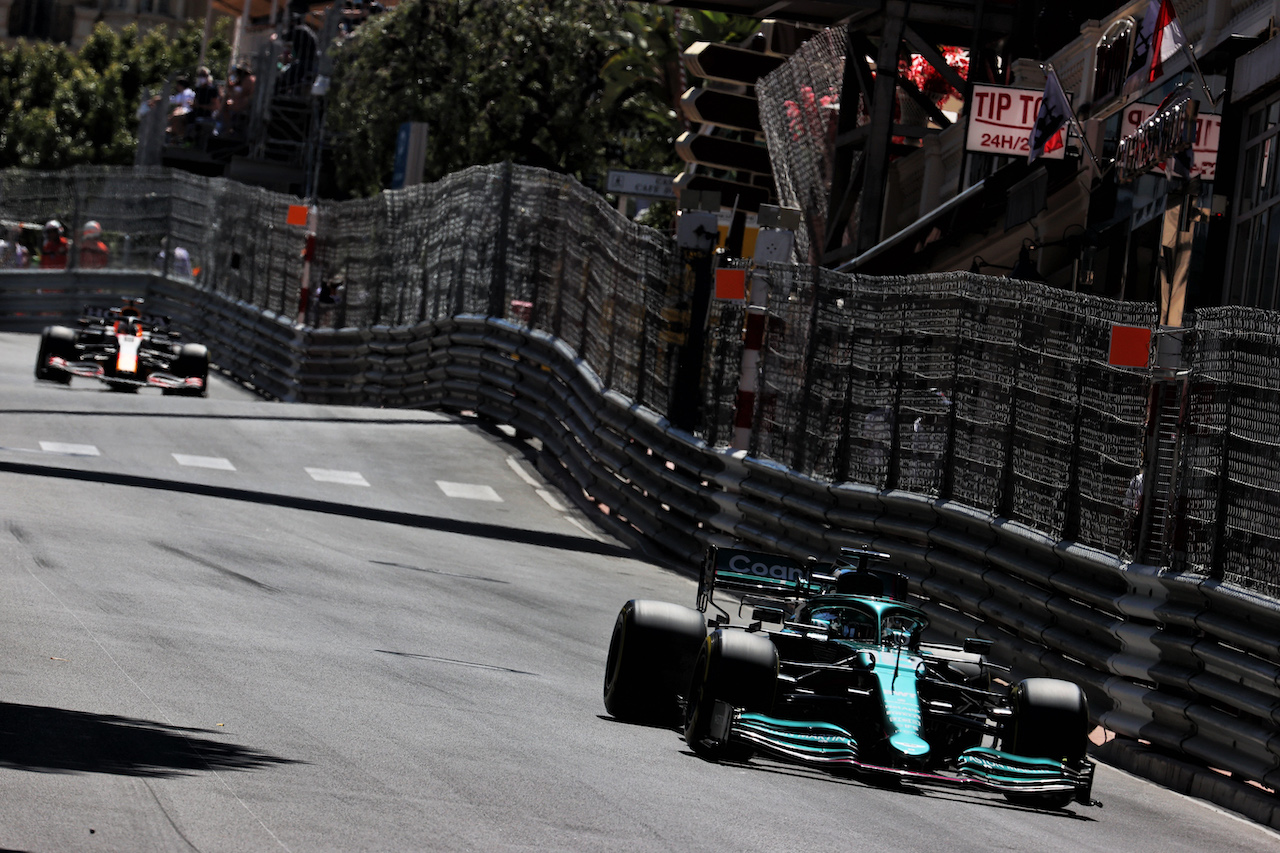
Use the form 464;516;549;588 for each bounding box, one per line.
115;326;144;373
725;552;807;583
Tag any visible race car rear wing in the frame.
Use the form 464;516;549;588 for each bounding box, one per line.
80;303;172;329
696;547;821;614
696;545;908;614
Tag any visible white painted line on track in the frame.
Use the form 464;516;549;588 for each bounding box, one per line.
507;453;599;536
39;441;100;456
536;489;567;511
506;454;540;487
436;481;503;501
173;453;237;471
565;516;604;542
306;467;370;486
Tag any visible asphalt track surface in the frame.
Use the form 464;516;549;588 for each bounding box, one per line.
1;331;1278;852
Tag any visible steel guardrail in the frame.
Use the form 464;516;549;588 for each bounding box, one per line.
5;271;1279;804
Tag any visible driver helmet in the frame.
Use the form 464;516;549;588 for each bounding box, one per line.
808;606;861;640
82;220;102;239
44;219;63;235
881;614;921;648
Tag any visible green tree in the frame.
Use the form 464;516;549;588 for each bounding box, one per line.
0;20;232;170
327;0;757;198
329;0;624;197
596;8;758;180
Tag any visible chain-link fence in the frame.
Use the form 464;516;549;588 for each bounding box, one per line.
1182;307;1280;598
2;163;1279;596
756;27;847;262
746;266;1156;554
0;163;682;407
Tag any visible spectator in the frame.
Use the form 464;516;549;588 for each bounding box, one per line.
278;19;318;95
156;242;193;278
190;66;222;139
39;220;69;269
216;64;255;138
78;221;110;268
166;75;195;140
0;227;30;267
338;0;368;35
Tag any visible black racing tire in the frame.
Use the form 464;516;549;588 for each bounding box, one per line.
1002;677;1089;809
166;343;210;397
35;326;75;384
603;600;707;725
683;628;778;761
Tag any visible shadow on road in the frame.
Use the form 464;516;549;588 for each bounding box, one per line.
0;702;298;778
0;458;633;560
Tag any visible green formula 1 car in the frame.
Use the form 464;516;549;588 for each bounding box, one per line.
604;546;1099;810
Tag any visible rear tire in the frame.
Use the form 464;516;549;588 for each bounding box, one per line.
603;600;706;725
684;629;778;761
35;326;75;384
1001;677;1089;809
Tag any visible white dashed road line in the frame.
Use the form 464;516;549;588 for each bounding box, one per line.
39;441;100;456
505;455;540;488
536;489;566;511
172;454;236;471
306;468;370;487
436;481;503;502
506;454;563;506
565;516;603;542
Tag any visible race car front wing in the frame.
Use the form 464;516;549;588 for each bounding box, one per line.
46;357;203;390
701;703;1099;807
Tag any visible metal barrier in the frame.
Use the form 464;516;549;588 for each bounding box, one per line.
9;271;1277;799
4;162;1280;809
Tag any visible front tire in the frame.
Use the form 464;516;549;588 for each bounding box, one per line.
1001;677;1089;809
35;326;75;384
683;629;778;761
603;600;706;725
166;343;209;397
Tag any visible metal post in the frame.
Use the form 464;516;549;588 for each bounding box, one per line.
489;161;514;319
670;249;713;432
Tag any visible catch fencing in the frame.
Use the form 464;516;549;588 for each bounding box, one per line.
0;164;682;410
2;164;1280;812
1;163;1276;594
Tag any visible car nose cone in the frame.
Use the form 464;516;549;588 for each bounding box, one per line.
889;731;931;757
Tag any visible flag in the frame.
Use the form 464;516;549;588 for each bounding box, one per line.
1028;69;1071;163
1123;0;1188;98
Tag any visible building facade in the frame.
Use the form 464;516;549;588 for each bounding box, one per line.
2;0;216;48
840;0;1280;319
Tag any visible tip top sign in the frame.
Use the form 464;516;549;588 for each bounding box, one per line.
966;84;1066;160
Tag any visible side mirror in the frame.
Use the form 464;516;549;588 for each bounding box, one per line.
963;638;994;655
751;606;785;624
